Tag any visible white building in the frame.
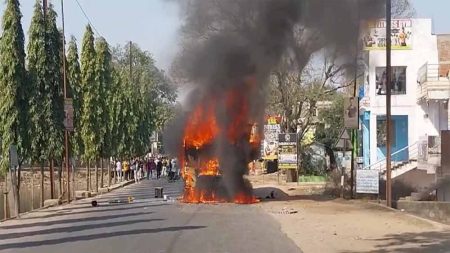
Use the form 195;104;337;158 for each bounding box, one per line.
360;19;439;168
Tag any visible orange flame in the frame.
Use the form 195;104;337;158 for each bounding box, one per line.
234;192;260;204
183;104;219;148
180;76;260;204
199;159;220;176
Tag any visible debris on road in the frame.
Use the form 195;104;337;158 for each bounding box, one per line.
274;207;298;215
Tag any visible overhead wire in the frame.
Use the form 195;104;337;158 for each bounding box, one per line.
73;0;102;37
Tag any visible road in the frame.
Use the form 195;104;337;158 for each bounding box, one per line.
0;178;301;253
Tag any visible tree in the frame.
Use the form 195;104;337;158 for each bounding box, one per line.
95;37;113;187
314;94;344;171
67;36;83;159
27;0;50;207
111;43;177;157
0;0;28;216
80;25;100;191
392;0;416;18
45;2;64;199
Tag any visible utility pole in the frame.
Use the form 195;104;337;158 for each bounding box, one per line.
129;41;133;83
42;0;48;208
385;0;393;207
61;0;71;202
350;1;361;199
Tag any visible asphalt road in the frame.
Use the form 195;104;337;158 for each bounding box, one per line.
0;178;301;253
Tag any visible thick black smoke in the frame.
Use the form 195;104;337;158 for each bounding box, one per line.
164;0;384;200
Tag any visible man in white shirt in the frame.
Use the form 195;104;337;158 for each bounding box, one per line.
116;160;122;182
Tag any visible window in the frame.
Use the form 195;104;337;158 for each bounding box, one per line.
377;118;396;147
376;66;407;95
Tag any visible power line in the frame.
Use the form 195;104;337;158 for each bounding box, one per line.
73;0;102;37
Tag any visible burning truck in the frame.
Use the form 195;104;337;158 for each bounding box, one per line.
179;76;261;204
166;0;384;205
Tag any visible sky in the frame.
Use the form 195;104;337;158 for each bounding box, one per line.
0;0;182;71
411;0;450;34
0;0;449;72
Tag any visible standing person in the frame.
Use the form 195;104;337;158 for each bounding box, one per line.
156;157;163;179
122;160;129;181
148;158;156;179
130;158;136;181
145;157;152;180
170;158;178;181
162;158;167;177
116;160;122;182
134;159;141;183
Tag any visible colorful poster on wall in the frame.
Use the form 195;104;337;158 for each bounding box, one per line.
263;115;281;160
362;19;412;50
278;133;298;169
344;97;359;129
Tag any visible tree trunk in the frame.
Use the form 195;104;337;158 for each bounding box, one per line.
58;161;62;198
3;172;9;219
95;160;99;192
107;159;111;187
31;165;34;210
49;159;54;199
87;160;90;192
72;159;76;201
40;163;44;207
16;165;21;217
325;146;337;171
100;159;104;188
9;169;18;218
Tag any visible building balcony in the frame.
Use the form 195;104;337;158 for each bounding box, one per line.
417;63;450;102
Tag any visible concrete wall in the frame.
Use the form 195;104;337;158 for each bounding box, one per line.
396;200;450;224
365;19;439;165
437;34;450;76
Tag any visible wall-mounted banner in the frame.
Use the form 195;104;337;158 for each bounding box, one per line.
278;133;297;170
263;115;281;160
344;97;359;129
64;99;74;131
362;19;412;50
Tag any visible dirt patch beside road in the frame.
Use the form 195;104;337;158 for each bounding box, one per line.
254;184;450;253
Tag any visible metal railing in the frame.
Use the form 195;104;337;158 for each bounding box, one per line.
361;141;418;172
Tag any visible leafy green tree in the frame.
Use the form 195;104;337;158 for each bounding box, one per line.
80;25;102;191
95;37;113;186
27;0;50;207
111;43;176;157
109;70;128;158
44;3;64;198
315;94;344;170
67;36;83;158
0;0;28;216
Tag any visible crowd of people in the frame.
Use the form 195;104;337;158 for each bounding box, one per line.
114;155;180;183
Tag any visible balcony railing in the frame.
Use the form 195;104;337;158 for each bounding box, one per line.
417;63;450;101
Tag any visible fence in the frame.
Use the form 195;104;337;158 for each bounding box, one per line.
0;160;114;219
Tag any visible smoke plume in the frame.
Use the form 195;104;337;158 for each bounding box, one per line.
165;0;385;201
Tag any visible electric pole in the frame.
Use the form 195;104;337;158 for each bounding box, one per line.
385;0;393;207
129;41;133;82
59;0;71;202
350;1;361;199
41;0;48;208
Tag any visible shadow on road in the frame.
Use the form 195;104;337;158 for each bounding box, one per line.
19;203;168;220
343;231;450;253
0;211;154;231
254;187;336;202
0;218;163;240
0;225;207;251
